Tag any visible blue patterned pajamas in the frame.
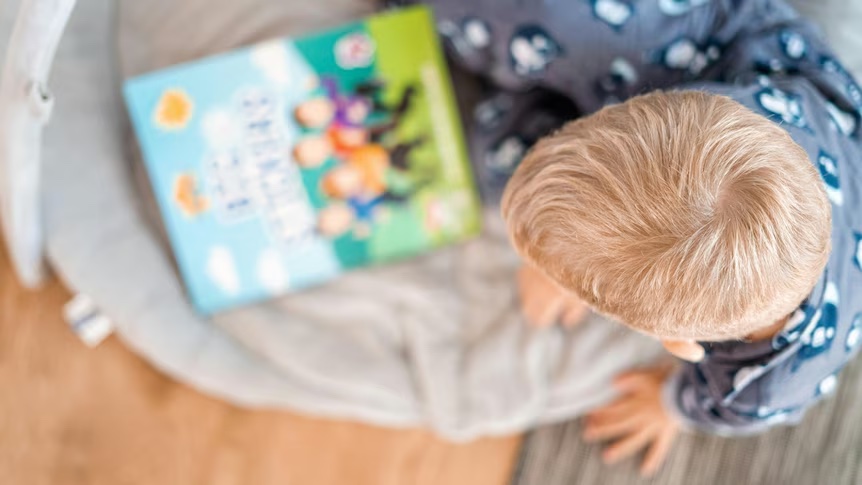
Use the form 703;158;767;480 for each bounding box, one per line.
395;0;862;435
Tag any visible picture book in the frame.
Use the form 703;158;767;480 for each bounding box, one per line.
123;6;481;314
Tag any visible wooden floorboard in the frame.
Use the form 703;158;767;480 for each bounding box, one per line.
0;248;521;485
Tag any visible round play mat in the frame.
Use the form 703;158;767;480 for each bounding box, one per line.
0;0;661;440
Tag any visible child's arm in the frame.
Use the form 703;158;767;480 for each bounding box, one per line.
662;352;814;436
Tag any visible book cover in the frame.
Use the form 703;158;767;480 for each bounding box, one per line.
123;6;481;314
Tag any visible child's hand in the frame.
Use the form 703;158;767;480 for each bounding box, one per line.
583;367;679;477
518;265;589;327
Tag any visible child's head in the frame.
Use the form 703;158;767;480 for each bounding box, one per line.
294;135;333;168
321;164;364;199
502;91;832;342
295;97;335;128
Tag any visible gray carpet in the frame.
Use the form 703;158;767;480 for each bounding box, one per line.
513;358;862;485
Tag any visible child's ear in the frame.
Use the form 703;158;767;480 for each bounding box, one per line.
661;339;705;362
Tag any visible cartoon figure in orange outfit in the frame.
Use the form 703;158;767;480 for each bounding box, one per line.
317;139;425;238
292;80;417;166
173;173;209;217
292;135;334;169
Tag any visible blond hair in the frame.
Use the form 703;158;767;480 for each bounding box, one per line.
502;91;831;341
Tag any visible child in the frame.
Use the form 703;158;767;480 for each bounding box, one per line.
397;0;862;476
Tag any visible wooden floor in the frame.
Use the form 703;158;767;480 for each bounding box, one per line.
0;250;521;485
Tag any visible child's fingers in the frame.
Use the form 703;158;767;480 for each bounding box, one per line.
602;424;658;464
584;398;637;424
561;300;589;327
639;426;677;477
583;413;642;442
518;265;567;327
538;298;564;326
613;371;656;392
524;295;563;327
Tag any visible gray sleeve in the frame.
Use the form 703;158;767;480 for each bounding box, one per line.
662;364;808;437
663;343;852;437
664;279;861;436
